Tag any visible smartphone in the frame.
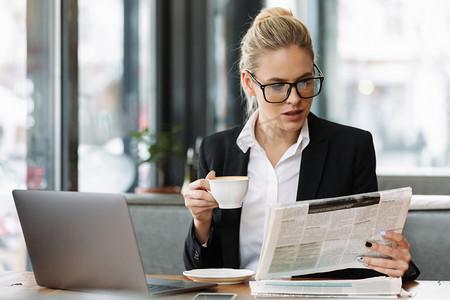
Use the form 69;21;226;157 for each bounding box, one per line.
192;293;237;300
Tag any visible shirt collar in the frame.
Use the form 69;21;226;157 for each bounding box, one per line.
289;117;310;156
236;109;310;153
236;110;260;153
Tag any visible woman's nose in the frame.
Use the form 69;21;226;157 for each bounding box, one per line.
285;86;302;105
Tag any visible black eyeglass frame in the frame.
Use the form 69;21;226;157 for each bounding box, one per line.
247;63;324;103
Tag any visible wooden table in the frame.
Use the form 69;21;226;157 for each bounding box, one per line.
1;271;449;299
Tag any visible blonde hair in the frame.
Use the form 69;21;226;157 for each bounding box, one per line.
239;7;315;119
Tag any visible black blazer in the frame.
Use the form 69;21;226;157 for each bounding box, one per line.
184;113;419;280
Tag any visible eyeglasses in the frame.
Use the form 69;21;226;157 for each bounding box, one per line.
247;64;324;103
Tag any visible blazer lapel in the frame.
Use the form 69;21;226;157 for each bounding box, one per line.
224;143;250;176
221;129;249;268
297;114;329;201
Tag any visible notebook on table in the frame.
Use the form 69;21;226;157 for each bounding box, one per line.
12;189;217;296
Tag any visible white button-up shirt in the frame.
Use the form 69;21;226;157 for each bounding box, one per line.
236;110;310;272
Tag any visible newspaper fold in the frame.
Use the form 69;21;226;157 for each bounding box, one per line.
256;187;412;280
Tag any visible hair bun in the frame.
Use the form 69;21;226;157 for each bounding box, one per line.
254;7;293;24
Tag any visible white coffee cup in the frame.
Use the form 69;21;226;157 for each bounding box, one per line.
207;176;250;209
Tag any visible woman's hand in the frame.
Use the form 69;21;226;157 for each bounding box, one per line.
358;231;411;277
183;170;218;244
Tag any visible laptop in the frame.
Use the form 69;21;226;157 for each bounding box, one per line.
12;189;217;296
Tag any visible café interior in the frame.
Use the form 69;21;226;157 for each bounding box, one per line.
0;0;449;298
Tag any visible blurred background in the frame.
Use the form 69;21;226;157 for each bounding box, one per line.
1;0;449;271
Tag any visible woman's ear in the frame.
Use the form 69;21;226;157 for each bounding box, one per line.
242;71;256;96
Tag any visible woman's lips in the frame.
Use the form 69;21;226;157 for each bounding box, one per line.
282;109;303;121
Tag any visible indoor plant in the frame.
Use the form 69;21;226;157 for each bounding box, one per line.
131;125;184;193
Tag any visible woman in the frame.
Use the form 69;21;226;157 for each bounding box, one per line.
183;7;419;280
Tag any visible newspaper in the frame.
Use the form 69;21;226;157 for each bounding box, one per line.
250;276;408;298
255;187;412;280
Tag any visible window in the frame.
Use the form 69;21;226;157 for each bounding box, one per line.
78;0;131;192
0;0;29;271
326;0;450;176
1;0;156;271
78;0;156;193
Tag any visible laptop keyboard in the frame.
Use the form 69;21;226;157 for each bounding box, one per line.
147;283;179;293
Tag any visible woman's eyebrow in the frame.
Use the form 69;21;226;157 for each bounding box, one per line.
265;76;288;82
297;71;314;80
266;71;314;83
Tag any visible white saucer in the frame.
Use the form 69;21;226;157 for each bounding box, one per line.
183;268;255;285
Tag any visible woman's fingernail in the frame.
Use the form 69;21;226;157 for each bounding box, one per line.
357;257;364;262
380;230;387;236
365;241;372;248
